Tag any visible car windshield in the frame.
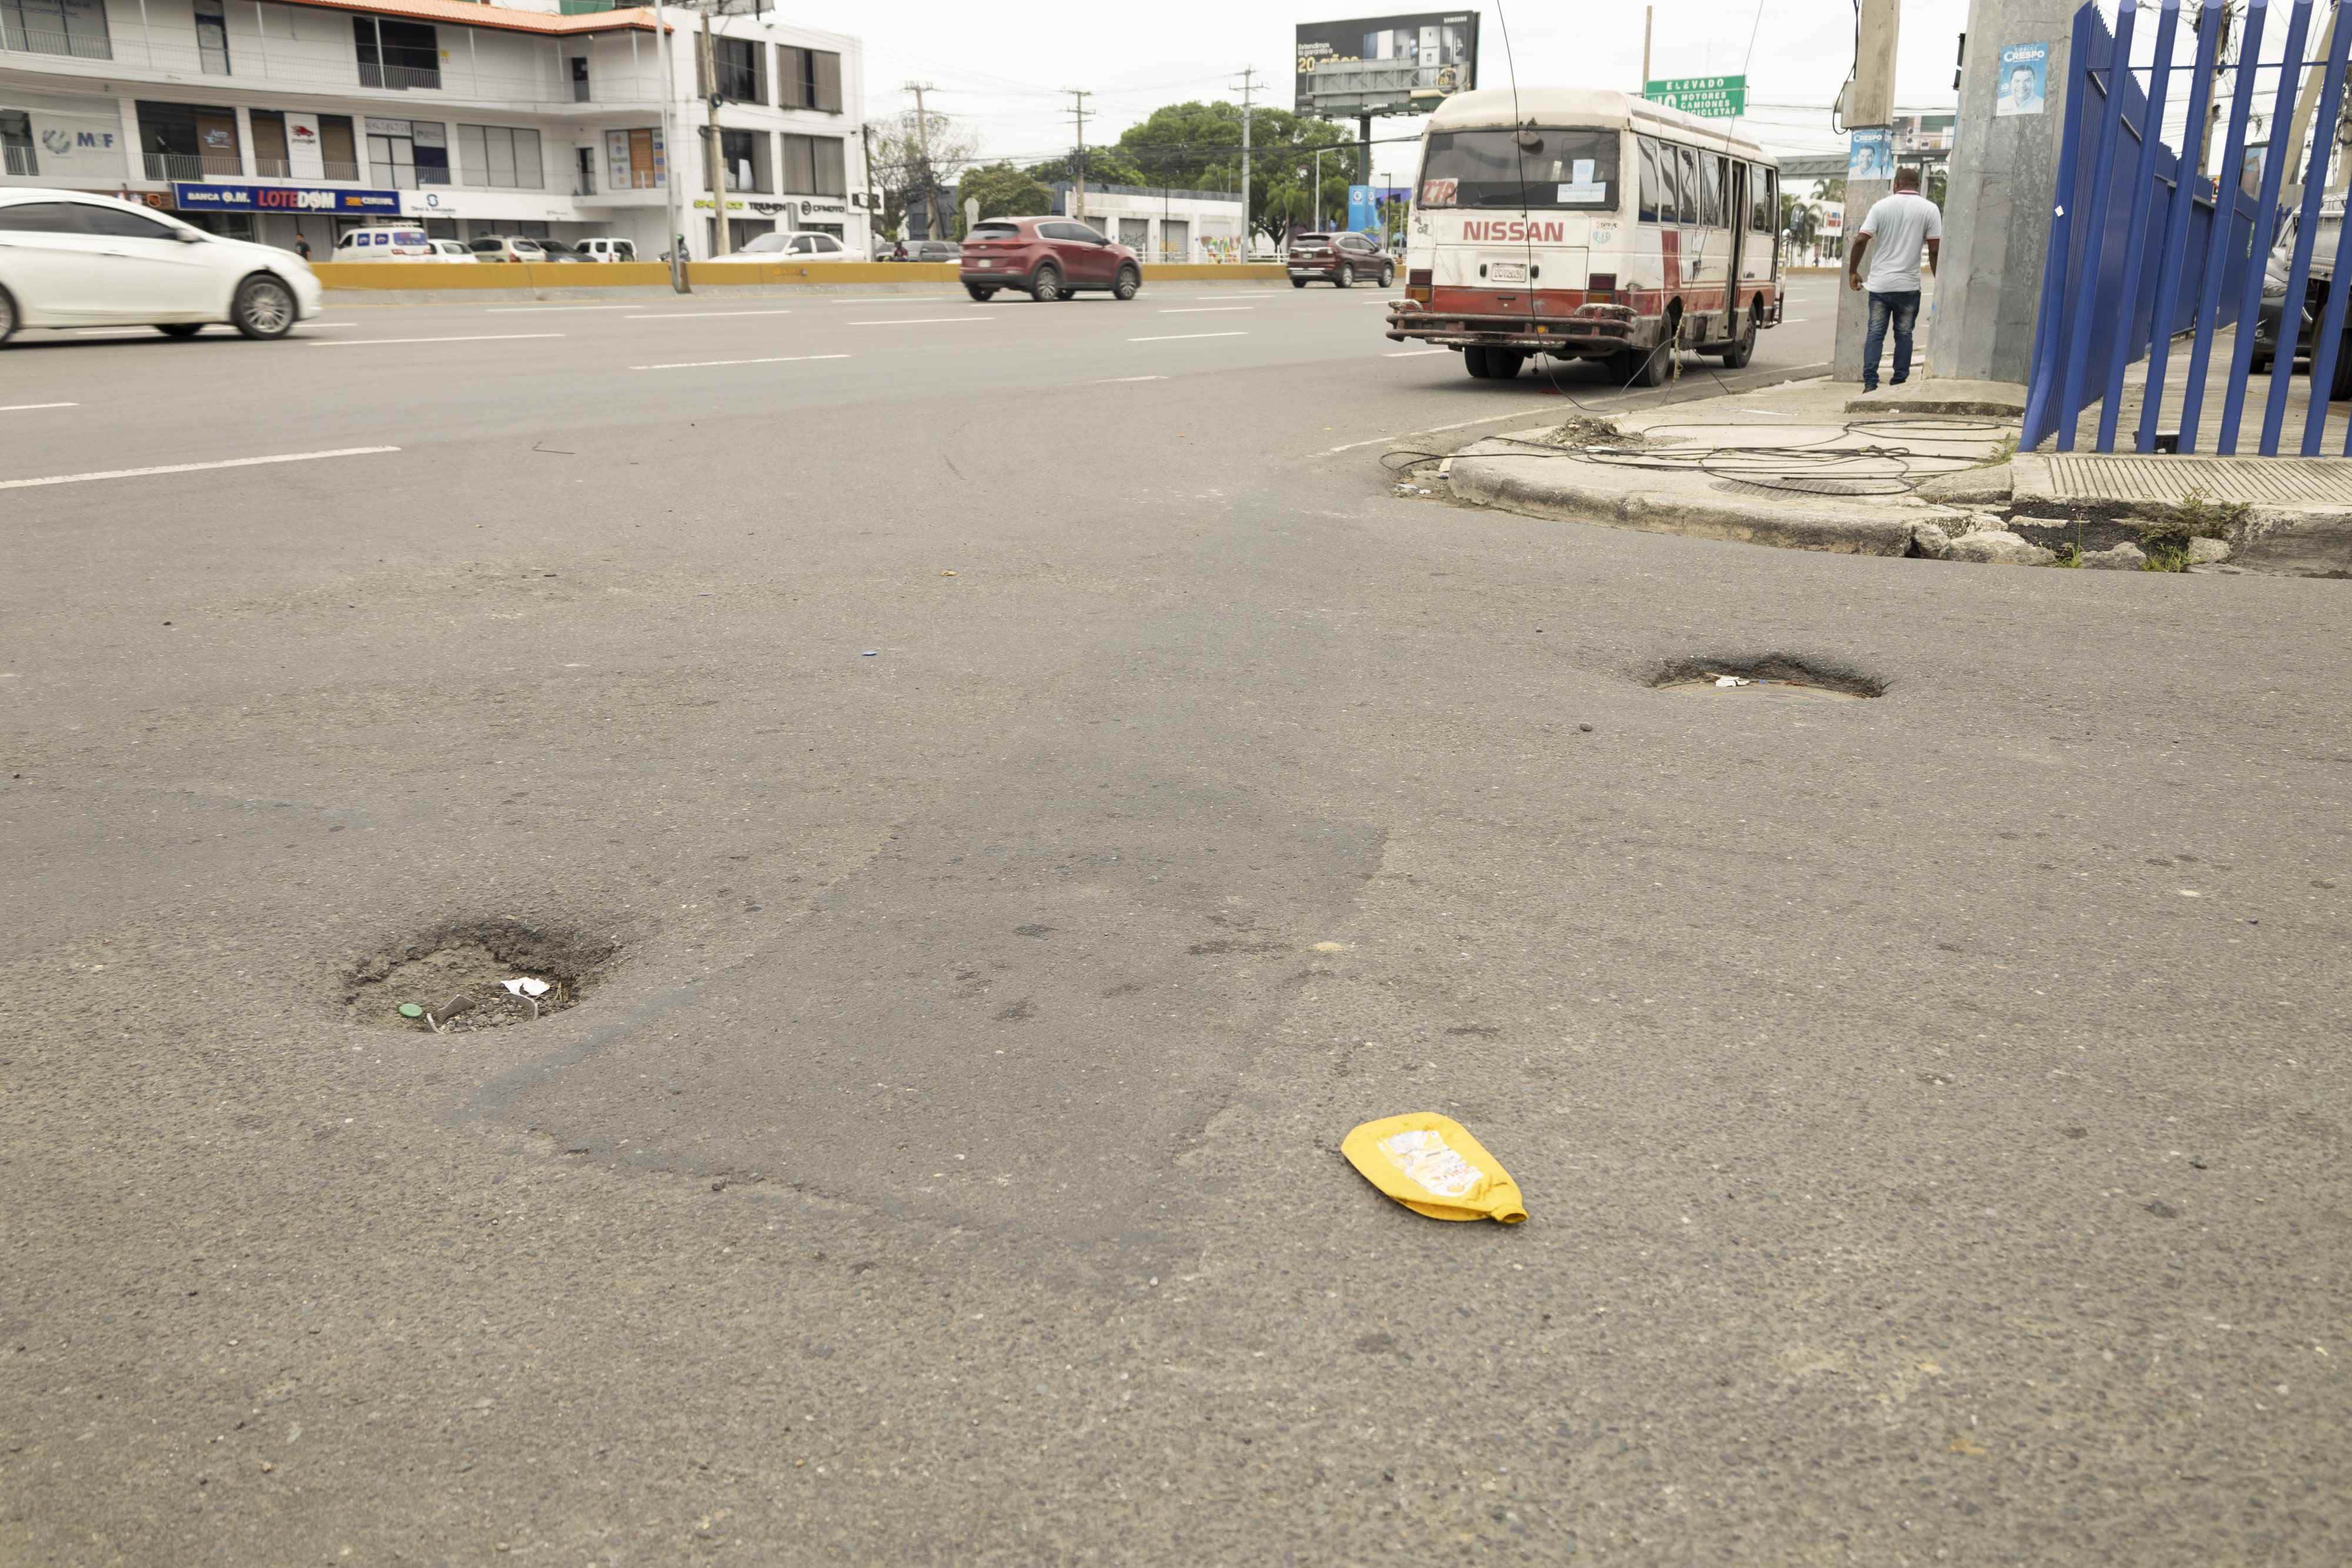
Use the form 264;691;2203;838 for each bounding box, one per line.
967;223;1020;240
1419;127;1620;210
536;239;577;255
1292;234;1331;246
741;234;788;253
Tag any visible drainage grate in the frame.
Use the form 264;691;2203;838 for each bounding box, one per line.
2049;453;2352;506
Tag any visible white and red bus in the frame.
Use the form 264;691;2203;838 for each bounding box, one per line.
1387;88;1782;383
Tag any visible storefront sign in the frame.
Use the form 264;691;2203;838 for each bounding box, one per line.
285;113;325;179
691;197;746;212
173;182;399;213
5;90;129;180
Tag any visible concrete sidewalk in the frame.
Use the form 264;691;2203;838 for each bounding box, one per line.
1442;375;2016;558
1442;371;2352;574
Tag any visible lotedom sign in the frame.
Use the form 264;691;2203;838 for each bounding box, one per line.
174;182;400;214
1295;12;1478;116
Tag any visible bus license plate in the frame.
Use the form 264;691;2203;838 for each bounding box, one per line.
1489;261;1528;284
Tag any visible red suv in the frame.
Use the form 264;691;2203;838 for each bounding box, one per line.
1286;230;1394;289
961;216;1142;302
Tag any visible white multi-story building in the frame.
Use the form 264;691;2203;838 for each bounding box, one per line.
0;0;871;258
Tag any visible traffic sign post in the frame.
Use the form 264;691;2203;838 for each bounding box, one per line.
1643;75;1748;118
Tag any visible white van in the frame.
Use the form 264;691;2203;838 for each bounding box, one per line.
332;225;435;261
575;237;637;263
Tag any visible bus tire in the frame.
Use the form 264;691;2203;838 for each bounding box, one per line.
1487;349;1525;379
1291;278;1309;289
1623;310;1679;387
1464;345;1493;378
1719;300;1759;369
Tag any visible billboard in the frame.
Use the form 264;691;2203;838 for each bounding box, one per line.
1295;12;1478;118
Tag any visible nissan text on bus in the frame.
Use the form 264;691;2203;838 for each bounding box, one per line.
1387;88;1782;385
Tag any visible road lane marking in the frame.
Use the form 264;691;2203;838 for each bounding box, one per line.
0;446;400;490
847;316;990;326
1325;406;1559;453
482;305;639;313
312;333;564;346
624;310;797;319
0;402;78;412
632;353;850;370
1158;306;1253;313
1128;331;1248;342
1385;349;1450;357
1094;375;1167;383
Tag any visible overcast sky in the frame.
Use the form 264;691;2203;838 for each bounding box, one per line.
794;0;1977;182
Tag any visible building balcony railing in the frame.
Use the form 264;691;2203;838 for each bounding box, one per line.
617;170;660;189
143;152;244;181
4;144;35;176
358;62;440;91
253;157;290;177
4;27;113;61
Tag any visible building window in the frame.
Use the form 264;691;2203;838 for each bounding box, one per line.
137;100;241;182
1;0;112;59
779;133;844;197
0;110;34;176
719;126;764;192
355;15;440;91
458;124;543;189
714;36;760;103
251;109;288;175
195;0;230;75
777;46;841;112
605;126;663;189
317;114;359;180
365;115;448;188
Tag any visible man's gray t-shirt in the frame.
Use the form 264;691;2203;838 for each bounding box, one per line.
1858;192;1943;293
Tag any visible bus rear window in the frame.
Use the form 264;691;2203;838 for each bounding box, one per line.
1418;129;1619;210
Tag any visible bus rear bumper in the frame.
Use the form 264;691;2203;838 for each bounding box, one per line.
1385;303;1644;355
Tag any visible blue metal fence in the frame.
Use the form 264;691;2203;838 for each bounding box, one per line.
2022;0;2352;456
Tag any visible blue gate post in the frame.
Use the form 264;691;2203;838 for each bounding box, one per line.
2136;0;2225;452
2020;5;2101;450
2055;0;2140;450
2262;8;2352;452
2097;0;2184;451
2218;0;2315;453
2177;0;2270;451
2304;200;2352;450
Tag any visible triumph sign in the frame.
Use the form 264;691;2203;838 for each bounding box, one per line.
1295;12;1478;117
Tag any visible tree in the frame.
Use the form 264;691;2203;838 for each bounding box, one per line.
1024;148;1150;190
867;106;980;239
960;163;1054;224
1112;101;1359;243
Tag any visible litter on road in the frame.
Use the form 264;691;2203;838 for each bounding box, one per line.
1342;1112;1526;1223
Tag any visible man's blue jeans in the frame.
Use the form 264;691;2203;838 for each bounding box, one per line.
1863;289;1920;390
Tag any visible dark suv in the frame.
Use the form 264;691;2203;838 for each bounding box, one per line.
961;216;1142;302
1287;230;1394;289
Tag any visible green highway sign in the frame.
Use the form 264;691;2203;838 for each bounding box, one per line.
1645;75;1748;118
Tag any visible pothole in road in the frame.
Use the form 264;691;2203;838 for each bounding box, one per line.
342;917;616;1033
1650;656;1884;701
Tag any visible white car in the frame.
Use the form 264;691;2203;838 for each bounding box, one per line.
428;239;477;263
706;231;847;261
0;188;322;345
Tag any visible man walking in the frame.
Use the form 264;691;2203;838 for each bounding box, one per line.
1846;167;1943;392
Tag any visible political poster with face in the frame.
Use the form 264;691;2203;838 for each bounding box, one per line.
1997;43;2049;117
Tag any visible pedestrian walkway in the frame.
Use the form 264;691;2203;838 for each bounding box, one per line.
2049;325;2352;461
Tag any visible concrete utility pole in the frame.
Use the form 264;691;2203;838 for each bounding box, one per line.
2282;9;2337;204
1241;71;1259;246
1832;0;1900;382
654;2;689;289
699;10;728;256
904;81;938;240
1927;0;2079;385
1067;88;1091;223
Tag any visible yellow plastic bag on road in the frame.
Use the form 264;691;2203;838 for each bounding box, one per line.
1342;1112;1526;1223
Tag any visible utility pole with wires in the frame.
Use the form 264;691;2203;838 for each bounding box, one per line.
1832;0;1899;382
699;9;728;255
904;80;939;240
1233;65;1257;256
653;2;689;289
1066;88;1092;223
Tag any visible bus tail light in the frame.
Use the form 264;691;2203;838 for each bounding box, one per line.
1406;268;1433;303
1586;272;1616;303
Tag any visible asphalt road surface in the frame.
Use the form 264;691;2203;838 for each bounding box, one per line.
5;274;2346;1565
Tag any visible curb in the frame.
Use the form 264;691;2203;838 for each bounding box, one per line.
1445;437;1931;556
